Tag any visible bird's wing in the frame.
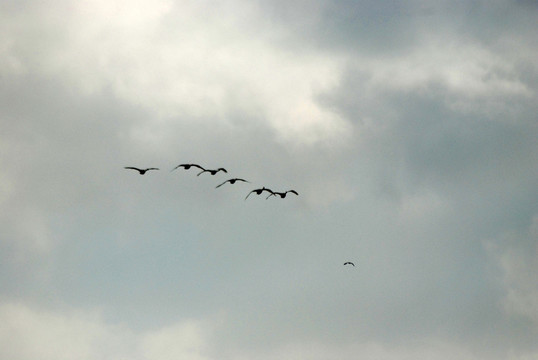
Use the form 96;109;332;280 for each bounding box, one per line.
265;193;276;199
171;164;183;171
288;190;299;195
192;164;205;170
215;180;230;188
124;167;141;171
197;170;208;176
245;190;256;200
220;168;227;173
147;168;159;171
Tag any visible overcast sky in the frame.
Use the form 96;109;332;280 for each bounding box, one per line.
1;0;538;359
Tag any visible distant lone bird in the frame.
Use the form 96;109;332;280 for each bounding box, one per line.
124;167;159;175
344;262;355;266
197;168;227;176
171;163;205;172
266;190;299;199
245;187;274;200
216;178;249;188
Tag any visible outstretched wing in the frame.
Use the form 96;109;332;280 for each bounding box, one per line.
287;190;299;196
217;178;249;188
124;167;142;172
146;168;159;171
244;189;258;200
344;262;355;266
172;164;205;171
215;179;231;188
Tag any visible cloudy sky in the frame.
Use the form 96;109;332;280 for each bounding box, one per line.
1;0;538;359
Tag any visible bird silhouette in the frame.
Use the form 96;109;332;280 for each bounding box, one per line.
344;262;355;266
266;190;299;199
171;163;205;172
197;168;227;176
215;178;249;188
245;187;274;200
124;167;159;175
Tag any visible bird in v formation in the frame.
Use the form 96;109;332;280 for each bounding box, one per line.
266;190;299;199
124;167;159;175
244;187;275;200
171;163;205;172
216;178;249;188
197;168;227;176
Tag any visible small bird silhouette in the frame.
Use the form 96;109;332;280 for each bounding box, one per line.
344;262;355;266
216;178;249;188
124;167;159;175
171;164;205;172
197;168;227;176
245;187;274;200
266;190;299;199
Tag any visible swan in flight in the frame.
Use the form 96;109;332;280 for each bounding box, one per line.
245;187;274;200
197;168;227;176
124;167;159;175
266;190;298;199
171;163;205;172
215;178;249;188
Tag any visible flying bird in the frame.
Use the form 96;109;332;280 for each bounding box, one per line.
171;163;205;172
124;167;159;175
343;262;355;266
266;190;299;199
215;178;249;188
197;168;227;176
245;187;274;200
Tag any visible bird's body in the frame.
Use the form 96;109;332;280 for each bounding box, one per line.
245;187;274;200
197;168;227;176
216;178;249;188
344;262;355;267
266;190;299;199
171;163;205;172
124;167;159;175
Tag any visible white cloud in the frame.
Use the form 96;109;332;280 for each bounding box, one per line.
0;302;213;360
349;38;533;119
231;339;502;360
0;0;349;147
0;302;134;360
141;321;211;360
2;301;537;360
492;215;538;324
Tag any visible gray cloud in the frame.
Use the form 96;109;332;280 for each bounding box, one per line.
1;0;537;359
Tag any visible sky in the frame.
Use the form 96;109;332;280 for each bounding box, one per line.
1;0;537;359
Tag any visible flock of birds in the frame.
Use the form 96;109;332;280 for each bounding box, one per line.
125;164;299;201
125;164;354;267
